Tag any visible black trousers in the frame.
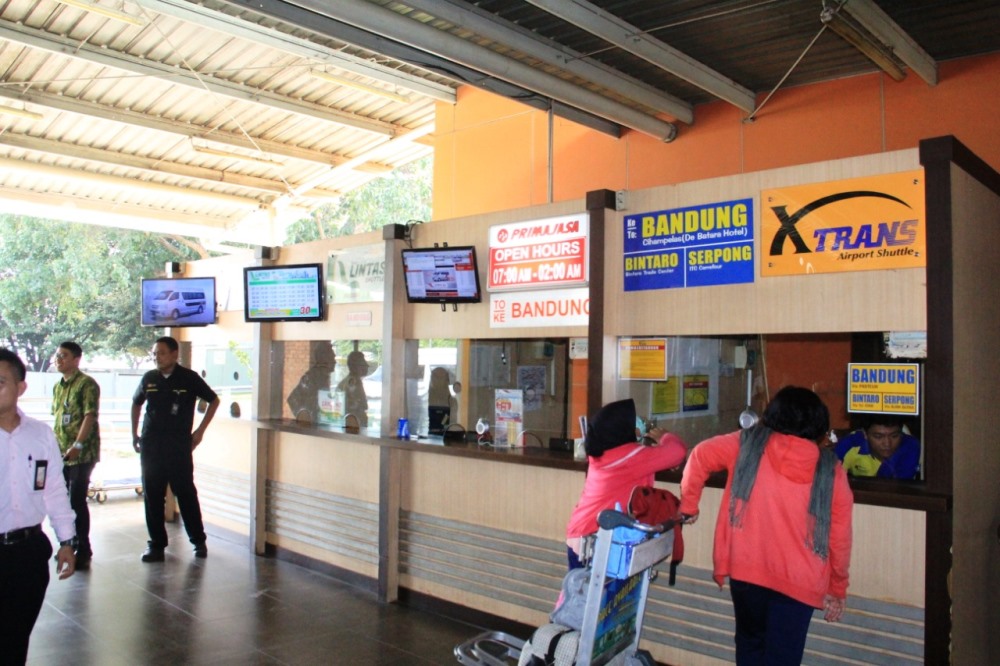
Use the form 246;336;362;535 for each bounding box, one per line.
63;462;95;557
140;450;206;548
0;532;52;665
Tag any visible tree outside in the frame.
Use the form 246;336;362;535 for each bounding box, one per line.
1;155;431;369
0;215;206;370
284;156;432;244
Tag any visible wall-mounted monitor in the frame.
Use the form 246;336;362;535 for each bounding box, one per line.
141;277;217;327
243;263;325;322
401;246;482;304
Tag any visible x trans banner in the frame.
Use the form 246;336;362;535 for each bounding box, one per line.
762;171;925;276
623;198;754;291
488;214;589;291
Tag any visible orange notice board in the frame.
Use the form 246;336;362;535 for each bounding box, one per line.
761;170;925;276
619;338;667;381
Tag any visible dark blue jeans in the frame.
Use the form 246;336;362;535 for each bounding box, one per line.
729;579;815;666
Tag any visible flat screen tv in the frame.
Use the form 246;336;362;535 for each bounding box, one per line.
243;263;325;322
141;277;217;327
401;246;482;304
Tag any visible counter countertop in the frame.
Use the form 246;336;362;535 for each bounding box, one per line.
255;418;588;472
254;419;950;511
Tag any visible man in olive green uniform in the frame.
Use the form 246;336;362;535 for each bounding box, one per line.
52;341;100;570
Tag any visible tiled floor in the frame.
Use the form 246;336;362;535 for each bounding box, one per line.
30;493;482;665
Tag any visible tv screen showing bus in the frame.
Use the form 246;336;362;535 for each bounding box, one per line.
140;277;217;327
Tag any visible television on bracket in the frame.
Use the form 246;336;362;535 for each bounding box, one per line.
140;277;217;327
401;246;483;304
243;263;325;322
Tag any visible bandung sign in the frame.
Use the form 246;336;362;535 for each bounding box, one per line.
489;288;589;328
488;214;589;291
761;171;925;276
624;198;754;290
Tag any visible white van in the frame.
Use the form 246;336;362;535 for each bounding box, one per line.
149;290;207;320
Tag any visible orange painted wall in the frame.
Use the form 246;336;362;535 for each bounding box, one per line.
433;52;1000;220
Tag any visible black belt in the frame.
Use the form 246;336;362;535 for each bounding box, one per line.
0;524;42;546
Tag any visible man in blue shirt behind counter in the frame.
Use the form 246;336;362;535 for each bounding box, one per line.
835;415;920;480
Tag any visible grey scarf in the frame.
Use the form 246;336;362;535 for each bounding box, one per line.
729;425;837;558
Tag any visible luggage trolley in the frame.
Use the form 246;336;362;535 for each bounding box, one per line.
87;460;143;504
455;508;676;666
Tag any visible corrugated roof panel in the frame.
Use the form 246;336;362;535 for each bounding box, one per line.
1;0;995;244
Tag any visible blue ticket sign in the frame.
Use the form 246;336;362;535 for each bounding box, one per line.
624;198;754;290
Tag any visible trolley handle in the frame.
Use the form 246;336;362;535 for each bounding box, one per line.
597;508;678;534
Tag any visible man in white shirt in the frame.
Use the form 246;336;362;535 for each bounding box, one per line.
0;348;77;665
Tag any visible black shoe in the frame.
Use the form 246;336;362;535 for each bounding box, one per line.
193;542;208;559
141;545;165;562
75;553;92;570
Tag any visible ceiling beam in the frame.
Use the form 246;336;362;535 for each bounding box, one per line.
398;0;693;124
0;156;263;208
0;188;246;240
133;0;457;103
524;0;757;113
222;0;624;138
0;133;288;195
0;20;400;137
283;0;678;141
289;123;435;197
0;87;389;172
838;0;937;85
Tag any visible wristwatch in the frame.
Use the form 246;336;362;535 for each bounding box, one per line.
72;442;84;451
59;537;78;549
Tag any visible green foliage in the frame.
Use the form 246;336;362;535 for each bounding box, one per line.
284;156;432;244
0;215;205;370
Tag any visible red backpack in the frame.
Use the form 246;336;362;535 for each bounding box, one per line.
627;485;684;585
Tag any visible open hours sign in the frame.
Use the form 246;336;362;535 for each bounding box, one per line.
847;363;920;415
488;214;589;291
623;198;754;291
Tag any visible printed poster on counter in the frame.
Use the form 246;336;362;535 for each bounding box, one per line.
623;198;754;291
494;388;524;447
847;363;920;415
488;214;589;291
327;244;385;303
761;170;925;276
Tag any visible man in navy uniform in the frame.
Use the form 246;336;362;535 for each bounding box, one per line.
131;336;219;562
0;348;77;664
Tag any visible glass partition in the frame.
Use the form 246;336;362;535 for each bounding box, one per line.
270;339;383;434
614;333;925;481
401;338;572;444
404;339;460;438
192;342;253;419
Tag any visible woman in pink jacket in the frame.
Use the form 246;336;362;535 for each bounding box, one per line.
680;386;853;666
565;398;687;569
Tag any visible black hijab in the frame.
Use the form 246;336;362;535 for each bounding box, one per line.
585;399;638;458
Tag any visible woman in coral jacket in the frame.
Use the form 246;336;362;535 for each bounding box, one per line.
565;398;687;569
680;386;854;666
